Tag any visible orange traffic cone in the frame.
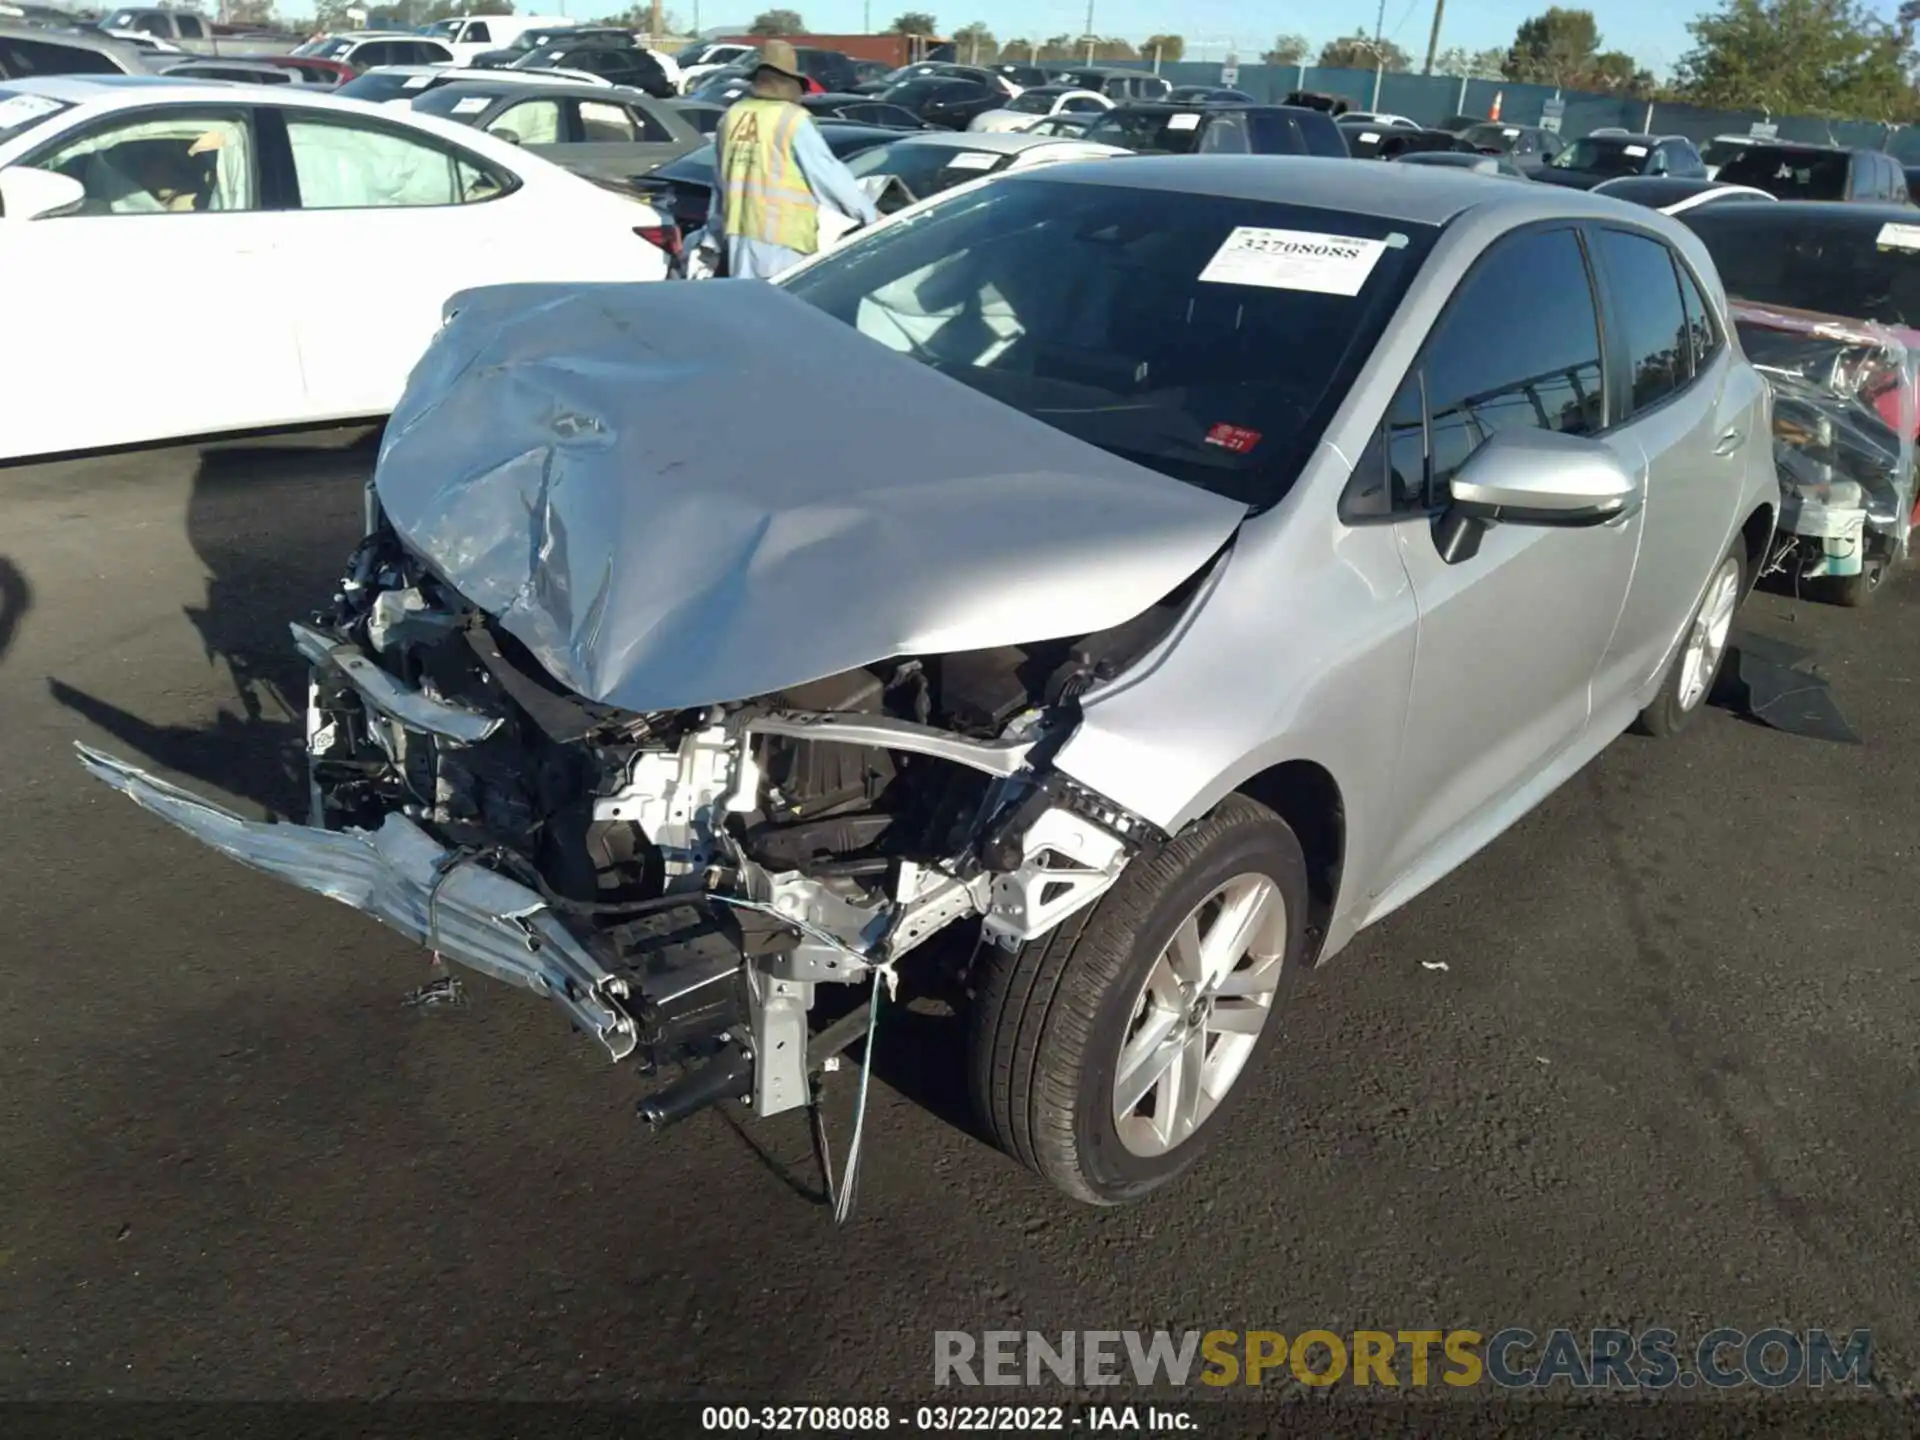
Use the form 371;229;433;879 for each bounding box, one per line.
1489;90;1503;121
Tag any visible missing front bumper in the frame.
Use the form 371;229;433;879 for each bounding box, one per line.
76;743;640;1061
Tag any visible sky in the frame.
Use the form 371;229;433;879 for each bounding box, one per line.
684;0;1906;81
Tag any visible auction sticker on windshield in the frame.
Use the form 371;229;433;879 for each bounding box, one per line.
1623;144;1648;156
945;150;999;170
1877;222;1920;252
1199;227;1388;296
0;93;63;131
1166;113;1201;130
404;74;434;89
452;96;492;114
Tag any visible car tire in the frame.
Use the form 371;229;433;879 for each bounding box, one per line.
1813;553;1889;608
1634;541;1747;738
967;794;1309;1206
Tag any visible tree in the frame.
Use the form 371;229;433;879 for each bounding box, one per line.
889;10;937;33
1091;36;1137;60
1502;7;1655;91
1037;32;1074;58
1675;0;1916;118
749;9;805;35
952;20;996;60
1002;34;1034;58
1433;44;1506;76
226;0;275;21
1261;32;1310;65
1142;33;1184;61
1319;32;1410;69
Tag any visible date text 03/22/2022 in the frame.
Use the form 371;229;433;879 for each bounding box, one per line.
700;1405;1193;1432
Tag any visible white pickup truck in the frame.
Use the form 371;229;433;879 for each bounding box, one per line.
92;8;292;57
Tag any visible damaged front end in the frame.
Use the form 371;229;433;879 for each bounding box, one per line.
1732;301;1918;595
84;515;1210;1130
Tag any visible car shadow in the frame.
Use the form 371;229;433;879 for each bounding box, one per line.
0;556;29;667
48;431;377;820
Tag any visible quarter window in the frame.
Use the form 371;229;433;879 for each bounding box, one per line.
1593;228;1691;414
490;98;561;146
1675;261;1718;377
286;117;504;207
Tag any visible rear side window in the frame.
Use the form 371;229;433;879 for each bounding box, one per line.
1716;146;1849;200
1592;228;1691;414
0;37;123;76
286;116;508;207
1355;227;1603;514
1676;260;1718;376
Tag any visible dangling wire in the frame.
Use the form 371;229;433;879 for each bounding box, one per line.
831;968;889;1227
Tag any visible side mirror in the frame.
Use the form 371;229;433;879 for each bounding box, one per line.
1435;427;1641;562
0;167;86;221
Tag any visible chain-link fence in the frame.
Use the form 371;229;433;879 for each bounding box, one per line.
1098;60;1920;160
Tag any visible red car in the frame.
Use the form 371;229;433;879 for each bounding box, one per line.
257;55;354;86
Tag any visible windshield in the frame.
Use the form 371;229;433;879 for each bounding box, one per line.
1084;109;1200;155
1714;146;1851;200
1700;137;1751;166
1682;210;1920;328
339;71;440;102
422;19;458;36
882;78;972;107
0;89;70;145
1553;137;1649;176
845;139;1011;197
295;37;354;58
1007;90;1056;114
1463;123;1520;153
778;179;1435;509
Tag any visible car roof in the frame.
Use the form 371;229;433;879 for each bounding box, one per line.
428;78;654;104
0;74;191;100
1009;153;1671;227
1685;199;1917;223
1731;139;1852;153
889;128;1100;153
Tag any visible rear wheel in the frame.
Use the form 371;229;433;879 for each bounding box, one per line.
967;795;1309;1205
1634;542;1745;738
1813;552;1890;608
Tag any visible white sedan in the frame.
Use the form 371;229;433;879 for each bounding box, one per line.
0;75;671;463
335;64;615;106
968;84;1112;134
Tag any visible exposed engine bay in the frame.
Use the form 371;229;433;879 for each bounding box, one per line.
293;515;1200;1128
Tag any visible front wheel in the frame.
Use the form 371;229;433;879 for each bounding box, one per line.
967;795;1309;1205
1633;542;1746;739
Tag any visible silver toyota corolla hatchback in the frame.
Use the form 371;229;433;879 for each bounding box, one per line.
86;158;1779;1206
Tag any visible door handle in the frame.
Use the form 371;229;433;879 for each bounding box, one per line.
1713;427;1746;456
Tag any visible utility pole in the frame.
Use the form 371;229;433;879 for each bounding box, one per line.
650;0;661;43
1084;0;1095;61
863;0;870;31
1422;0;1444;74
1372;0;1386;45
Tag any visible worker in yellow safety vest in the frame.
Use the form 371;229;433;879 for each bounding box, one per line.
708;40;879;280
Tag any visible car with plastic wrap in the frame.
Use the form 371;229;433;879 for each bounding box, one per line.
82;158;1779;1208
1087;102;1348;158
1678;199;1920;603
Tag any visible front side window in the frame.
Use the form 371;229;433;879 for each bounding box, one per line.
465;22;491;43
490;98;561;145
1421;228;1604;492
175;14;204;38
781;179;1437;509
1715;146;1850;200
1594;229;1691;414
1676;258;1718;377
1008;91;1052;114
34;111;254;214
286;117;501;208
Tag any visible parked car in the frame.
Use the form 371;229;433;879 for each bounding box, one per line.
0;74;673;462
629;118;903;235
968;83;1111;134
1020;112;1097;138
339;63;613;105
985;61;1050;89
1282;88;1349;115
673;37;756;92
688;60;825;102
468;24;632;69
802;92;927;128
878;74;1003;130
255;54;353;86
418;13;571;67
1165;86;1255;105
1392;149;1528;179
412;78;701;182
1086;102;1348;158
1535;132;1706;189
1341;121;1470;161
160;57;294;84
1433;112;1482;134
1050;64;1169;101
668;97;725;133
1678;198;1920;594
0;20;145;76
1590;176;1776;214
1459;121;1564;173
1712;142;1911;204
840;127;1126;201
79;157;1778;1209
89;7;285;56
1343;110;1418;129
1699;131;1758;179
509;41;672;98
294;32;454;73
875;60;1017;98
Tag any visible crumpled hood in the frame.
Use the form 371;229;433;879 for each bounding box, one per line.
374;280;1248;714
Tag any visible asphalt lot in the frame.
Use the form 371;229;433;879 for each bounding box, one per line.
2;430;1918;1407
